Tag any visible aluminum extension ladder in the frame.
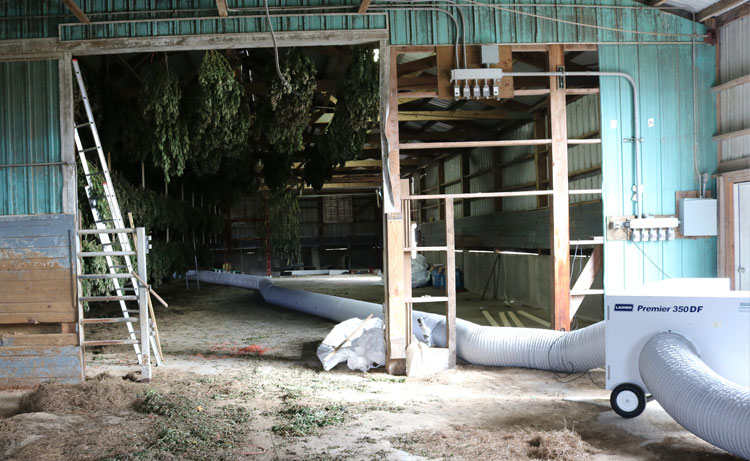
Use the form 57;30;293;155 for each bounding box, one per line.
72;58;161;376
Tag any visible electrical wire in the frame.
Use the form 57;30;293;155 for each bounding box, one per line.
371;3;460;66
376;0;706;39
633;242;672;280
263;0;291;92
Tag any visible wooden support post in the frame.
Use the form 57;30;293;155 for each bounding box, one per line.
445;197;457;368
548;45;571;331
383;44;408;375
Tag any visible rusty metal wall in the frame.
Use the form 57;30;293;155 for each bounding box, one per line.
0;60;63;216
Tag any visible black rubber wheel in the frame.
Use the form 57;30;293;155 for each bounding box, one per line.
610;383;646;418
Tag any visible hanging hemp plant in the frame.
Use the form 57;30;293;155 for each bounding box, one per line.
141;59;190;182
188;50;253;176
253;50;317;190
303;47;379;190
264;189;302;267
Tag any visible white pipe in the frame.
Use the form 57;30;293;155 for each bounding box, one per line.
639;333;750;459
190;270;604;372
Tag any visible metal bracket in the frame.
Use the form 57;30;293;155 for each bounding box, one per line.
623;137;645;143
556;65;565;89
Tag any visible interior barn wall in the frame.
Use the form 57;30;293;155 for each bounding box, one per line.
716;16;750;163
599;37;718;291
0;58;82;387
423;250;603;323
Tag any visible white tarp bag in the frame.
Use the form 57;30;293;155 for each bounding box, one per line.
411;254;431;288
405;335;450;378
317;317;386;372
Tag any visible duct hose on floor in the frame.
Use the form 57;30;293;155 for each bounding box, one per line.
639;333;750;459
190;270;603;372
193;271;750;458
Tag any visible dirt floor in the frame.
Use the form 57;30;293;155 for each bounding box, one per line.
0;275;739;460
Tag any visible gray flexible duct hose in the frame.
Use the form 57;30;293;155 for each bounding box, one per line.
417;314;605;372
189;270;604;372
639;333;750;459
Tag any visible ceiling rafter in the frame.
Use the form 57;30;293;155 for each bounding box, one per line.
62;0;90;24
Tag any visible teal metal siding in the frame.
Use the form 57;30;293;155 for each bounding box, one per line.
2;0;700;45
0;60;62;215
58;13;387;41
599;37;717;290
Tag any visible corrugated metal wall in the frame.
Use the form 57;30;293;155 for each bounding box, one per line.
1;0;706;47
501;123;537;211
0;60;62;216
0;0;387;41
568;94;602;204
717;17;749;162
599;37;717;291
468;147;494;216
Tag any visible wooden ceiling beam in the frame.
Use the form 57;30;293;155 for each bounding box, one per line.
216;0;228;17
698;0;748;22
398;109;532;121
62;0;90;24
397;55;437;77
358;0;373;14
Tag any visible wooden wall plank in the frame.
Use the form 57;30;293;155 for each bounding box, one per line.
0;345;80;357
0;268;71;281
0;302;75;313
0;312;76;324
1;290;74;303
0;334;78;347
0;279;72;293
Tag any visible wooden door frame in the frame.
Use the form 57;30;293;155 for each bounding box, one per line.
716;168;750;289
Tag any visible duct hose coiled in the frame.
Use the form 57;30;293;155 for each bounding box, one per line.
639;333;750;459
190;271;604;373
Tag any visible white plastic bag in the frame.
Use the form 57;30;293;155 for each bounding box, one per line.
411;254;431;288
317;317;385;372
405;336;450;377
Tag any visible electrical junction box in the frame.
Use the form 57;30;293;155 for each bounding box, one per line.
606;278;750;396
679;198;717;236
480;45;500;65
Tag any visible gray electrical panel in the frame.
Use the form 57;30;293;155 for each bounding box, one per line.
480;45;500;65
679;198;717;236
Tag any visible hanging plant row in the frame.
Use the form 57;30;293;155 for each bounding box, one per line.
303;47;379;189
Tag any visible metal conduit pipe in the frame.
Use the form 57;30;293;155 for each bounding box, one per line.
639;333;750;459
189;270;605;372
503;70;643;217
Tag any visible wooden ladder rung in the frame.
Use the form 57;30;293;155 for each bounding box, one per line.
83;339;140;346
82;317;138;324
570;289;604;296
79;250;136;257
403;246;449;252
77;273;133;280
407;296;450;303
79;295;138;302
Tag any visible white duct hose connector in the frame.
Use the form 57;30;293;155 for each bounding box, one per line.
639;333;750;459
189;271;604;372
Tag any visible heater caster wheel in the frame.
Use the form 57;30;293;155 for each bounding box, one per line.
611;383;646;418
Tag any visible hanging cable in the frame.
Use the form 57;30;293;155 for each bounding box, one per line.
263;0;291;92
